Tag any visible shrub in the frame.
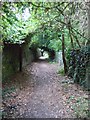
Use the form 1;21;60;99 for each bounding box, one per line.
67;45;90;89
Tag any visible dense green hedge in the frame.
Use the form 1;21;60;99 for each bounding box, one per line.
68;45;90;90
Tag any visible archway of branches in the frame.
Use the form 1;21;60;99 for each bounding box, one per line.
39;46;55;60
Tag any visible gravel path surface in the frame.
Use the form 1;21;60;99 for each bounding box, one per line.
2;60;88;118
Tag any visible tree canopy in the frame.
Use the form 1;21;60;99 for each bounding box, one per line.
1;1;89;49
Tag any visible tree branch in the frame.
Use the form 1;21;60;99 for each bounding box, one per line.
70;30;81;48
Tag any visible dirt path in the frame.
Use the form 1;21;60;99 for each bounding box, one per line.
2;60;88;118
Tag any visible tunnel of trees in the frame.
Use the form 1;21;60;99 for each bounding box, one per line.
39;46;55;60
1;1;90;119
1;1;90;89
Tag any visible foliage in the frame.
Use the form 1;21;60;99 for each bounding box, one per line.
1;2;39;44
72;97;89;118
57;67;65;76
1;2;88;46
2;86;15;99
68;45;90;89
67;96;89;118
29;2;89;52
1;2;90;118
1;2;89;88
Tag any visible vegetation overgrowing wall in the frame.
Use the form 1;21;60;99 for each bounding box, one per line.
22;44;34;67
68;45;90;89
2;43;34;80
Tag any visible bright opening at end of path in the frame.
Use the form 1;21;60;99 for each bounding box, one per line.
39;51;49;60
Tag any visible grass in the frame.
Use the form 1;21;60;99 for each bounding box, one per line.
49;61;57;64
57;67;65;76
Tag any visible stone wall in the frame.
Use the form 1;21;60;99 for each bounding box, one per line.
2;43;34;80
22;44;34;67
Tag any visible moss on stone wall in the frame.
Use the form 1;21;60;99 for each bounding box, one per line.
22;44;34;67
2;43;34;81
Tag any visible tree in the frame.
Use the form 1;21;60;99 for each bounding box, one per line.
1;1;89;76
62;34;68;74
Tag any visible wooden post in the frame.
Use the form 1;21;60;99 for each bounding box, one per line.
19;45;22;72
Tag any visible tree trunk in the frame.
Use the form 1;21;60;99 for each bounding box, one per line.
62;34;68;74
71;30;81;48
19;46;22;72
